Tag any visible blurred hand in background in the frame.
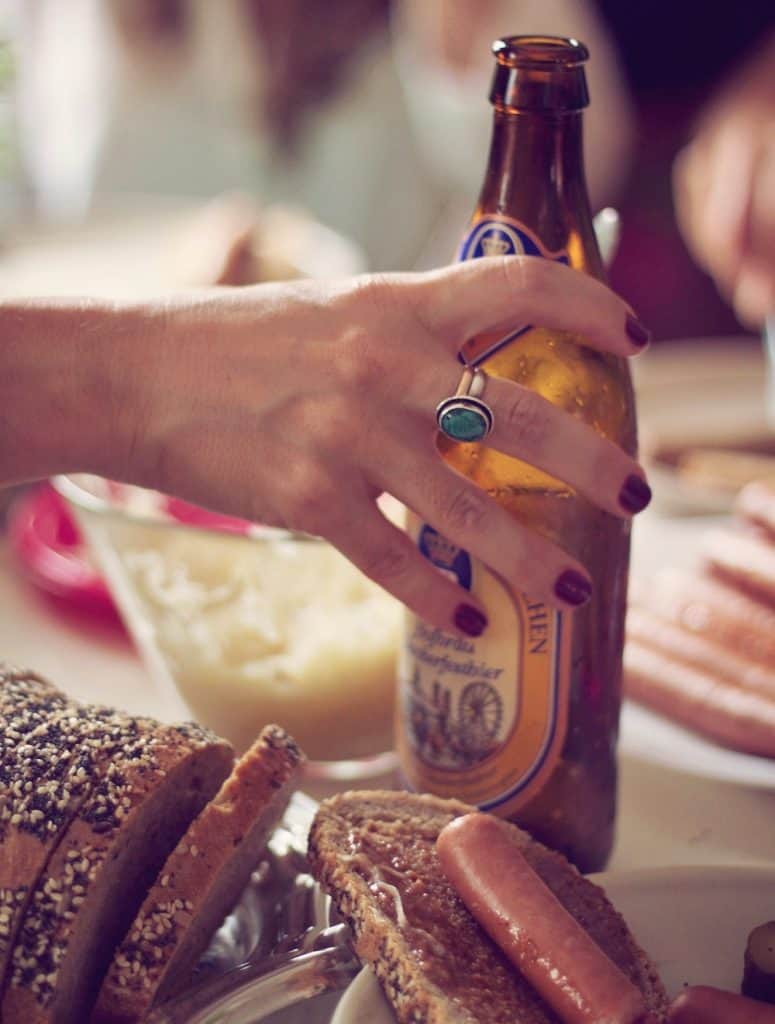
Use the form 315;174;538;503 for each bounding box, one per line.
673;31;775;329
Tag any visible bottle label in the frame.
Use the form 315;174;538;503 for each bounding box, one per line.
397;214;572;815
457;215;568;263
397;520;571;812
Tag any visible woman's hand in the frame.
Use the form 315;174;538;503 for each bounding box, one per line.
124;258;649;633
0;258;650;634
673;34;775;328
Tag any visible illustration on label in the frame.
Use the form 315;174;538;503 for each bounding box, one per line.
398;215;573;814
457;215;568;263
398;522;571;812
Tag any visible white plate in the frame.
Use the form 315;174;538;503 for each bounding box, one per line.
620;702;775;789
624;513;775;789
633;338;768;515
332;865;775;1024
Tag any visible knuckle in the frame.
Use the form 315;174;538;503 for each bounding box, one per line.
336;327;389;392
360;541;413;585
281;460;334;533
502;389;548;448
441;486;489;534
504;254;550;301
311;394;356;452
351;272;401;317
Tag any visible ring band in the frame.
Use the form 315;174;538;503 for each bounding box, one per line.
435;366;494;443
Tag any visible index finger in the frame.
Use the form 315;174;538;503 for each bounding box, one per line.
412;256;650;357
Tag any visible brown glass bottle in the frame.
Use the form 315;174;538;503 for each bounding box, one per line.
396;37;636;872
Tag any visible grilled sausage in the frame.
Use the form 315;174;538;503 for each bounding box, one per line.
437;813;651;1024
624;639;775;757
668;985;775;1023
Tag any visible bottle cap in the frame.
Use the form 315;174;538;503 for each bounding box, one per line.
490;36;589;112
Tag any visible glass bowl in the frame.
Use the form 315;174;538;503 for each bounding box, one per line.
53;475;401;780
149;791;359;1024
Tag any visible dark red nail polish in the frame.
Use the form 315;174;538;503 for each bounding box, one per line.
554;570;592;607
619;474;652;514
625;313;651;347
454;604;488;637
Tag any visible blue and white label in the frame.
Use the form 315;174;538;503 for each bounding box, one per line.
418;524;472;591
457;215;568;264
456;216;568;365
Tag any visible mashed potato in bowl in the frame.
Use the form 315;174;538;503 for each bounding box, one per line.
60;477;401;762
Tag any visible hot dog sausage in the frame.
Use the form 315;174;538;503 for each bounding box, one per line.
436;813;650;1024
637;569;775;668
624;639;775;757
703;528;775;606
626;606;775;701
736;481;775;542
668;985;775;1023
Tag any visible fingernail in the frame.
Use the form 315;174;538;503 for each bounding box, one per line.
454;604;488;637
619;474;652;514
554;570;592;607
625;313;651;347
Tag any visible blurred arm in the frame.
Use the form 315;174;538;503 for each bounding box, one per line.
673;30;775;328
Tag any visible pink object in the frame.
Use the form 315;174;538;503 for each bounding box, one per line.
7;483;123;627
163;496;252;535
436;814;649;1024
8;482;255;632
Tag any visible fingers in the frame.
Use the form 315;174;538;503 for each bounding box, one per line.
411;257;651;356
405;359;650;519
674;117;775;327
370;425;594;611
735;128;775;325
321;491;492;636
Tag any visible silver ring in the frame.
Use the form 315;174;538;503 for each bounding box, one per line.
435;366;494;442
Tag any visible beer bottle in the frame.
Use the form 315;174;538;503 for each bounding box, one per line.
397;36;636;872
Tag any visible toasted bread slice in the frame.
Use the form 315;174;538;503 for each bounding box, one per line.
308;791;670;1024
92;724;304;1024
3;721;233;1024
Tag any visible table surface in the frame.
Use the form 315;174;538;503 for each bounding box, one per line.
2;522;775;876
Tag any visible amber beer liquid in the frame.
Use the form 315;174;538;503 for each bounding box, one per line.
397;37;636;872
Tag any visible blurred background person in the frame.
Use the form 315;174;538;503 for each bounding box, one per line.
7;0;630;273
4;0;775;337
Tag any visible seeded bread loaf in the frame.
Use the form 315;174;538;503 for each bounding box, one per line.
0;665;71;828
0;667;74;973
0;664;69;765
308;791;670;1024
2;719;233;1024
0;705;169;999
92;724;304;1024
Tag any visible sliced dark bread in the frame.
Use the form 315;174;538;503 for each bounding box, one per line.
0;668;76;958
0;664;70;762
0;704;174;997
92;724;304;1024
0;666;71;827
3;720;233;1024
308;791;670;1024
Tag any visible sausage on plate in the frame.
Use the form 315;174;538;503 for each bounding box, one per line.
437;813;651;1024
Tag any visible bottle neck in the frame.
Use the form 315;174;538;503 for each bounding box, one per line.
476;109;600;272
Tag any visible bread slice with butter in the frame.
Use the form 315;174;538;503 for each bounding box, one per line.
309;791;670;1024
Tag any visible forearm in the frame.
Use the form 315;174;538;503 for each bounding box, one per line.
0;297;154;486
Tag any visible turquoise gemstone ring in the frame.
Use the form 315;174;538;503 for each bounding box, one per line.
435;367;494;443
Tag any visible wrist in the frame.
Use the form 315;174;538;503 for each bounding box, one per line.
0;298;154;485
